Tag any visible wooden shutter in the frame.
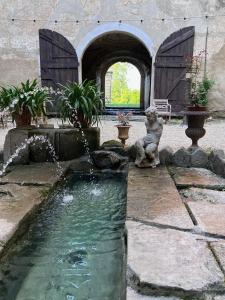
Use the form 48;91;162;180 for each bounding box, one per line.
154;26;195;113
39;29;79;114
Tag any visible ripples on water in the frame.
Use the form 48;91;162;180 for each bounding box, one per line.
0;173;127;300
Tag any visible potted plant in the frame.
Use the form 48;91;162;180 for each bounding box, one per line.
0;79;50;128
188;76;215;111
186;51;215;111
59;80;103;128
184;51;215;148
115;112;132;146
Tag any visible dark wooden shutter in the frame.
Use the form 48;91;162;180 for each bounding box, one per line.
154;26;195;114
39;29;79;115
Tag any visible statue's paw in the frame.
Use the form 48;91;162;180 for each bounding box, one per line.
155;159;160;165
135;162;142;168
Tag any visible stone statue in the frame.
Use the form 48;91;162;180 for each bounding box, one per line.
135;106;163;168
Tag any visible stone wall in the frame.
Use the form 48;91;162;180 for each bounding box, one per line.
0;0;225;112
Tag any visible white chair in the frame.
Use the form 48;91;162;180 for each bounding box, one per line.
153;99;172;122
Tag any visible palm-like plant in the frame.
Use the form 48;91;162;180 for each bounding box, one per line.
60;80;103;128
0;79;51;127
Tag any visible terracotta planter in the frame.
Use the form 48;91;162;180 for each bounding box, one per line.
115;125;131;146
13;108;32;128
184;110;209;148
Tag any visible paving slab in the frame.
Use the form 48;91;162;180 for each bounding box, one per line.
170;167;225;189
181;188;225;205
187;201;225;237
127;165;193;230
0;162;66;186
127;288;180;300
0;184;49;246
181;188;225;237
127;221;225;294
210;242;225;275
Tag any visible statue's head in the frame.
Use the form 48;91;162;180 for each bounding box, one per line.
145;106;158;122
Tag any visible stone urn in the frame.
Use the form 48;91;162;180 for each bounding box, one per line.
184;109;209;148
115;125;131;146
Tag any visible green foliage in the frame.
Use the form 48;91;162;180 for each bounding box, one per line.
59;80;103;128
196;77;215;106
109;63;140;108
0;79;50;117
191;76;215;106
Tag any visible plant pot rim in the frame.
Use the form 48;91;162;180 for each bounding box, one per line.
115;124;132;128
186;105;208;111
183;111;210;117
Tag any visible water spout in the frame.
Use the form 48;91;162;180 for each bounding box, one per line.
0;135;63;177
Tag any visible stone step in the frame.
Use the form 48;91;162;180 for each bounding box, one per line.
127;165;193;230
127;221;225;297
181;188;225;237
169;167;225;190
0;162;67;186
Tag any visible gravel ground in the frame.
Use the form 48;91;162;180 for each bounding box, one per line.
99;118;225;151
0;118;225;153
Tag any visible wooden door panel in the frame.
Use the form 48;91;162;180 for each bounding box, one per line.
39;29;79;115
154;27;195;113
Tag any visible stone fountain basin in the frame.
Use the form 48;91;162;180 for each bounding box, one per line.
4;127;100;164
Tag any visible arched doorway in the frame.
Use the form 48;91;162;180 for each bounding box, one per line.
38;26;195;115
82;32;152;112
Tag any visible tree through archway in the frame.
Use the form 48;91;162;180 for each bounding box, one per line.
105;62;141;108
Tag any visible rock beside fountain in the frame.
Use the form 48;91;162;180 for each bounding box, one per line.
91;150;128;169
101;140;124;148
208;149;225;177
100;140;127;156
173;147;208;168
159;147;174;165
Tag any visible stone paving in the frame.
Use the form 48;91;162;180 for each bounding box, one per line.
128;167;193;230
127;165;225;300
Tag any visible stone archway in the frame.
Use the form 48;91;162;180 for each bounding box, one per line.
82;32;152;112
76;22;154;61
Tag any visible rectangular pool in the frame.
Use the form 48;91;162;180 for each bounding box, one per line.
0;172;127;300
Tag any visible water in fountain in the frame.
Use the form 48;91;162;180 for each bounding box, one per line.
0;135;63;177
71;110;94;176
0;172;127;299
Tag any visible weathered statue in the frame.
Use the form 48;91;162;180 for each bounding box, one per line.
135;106;163;168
